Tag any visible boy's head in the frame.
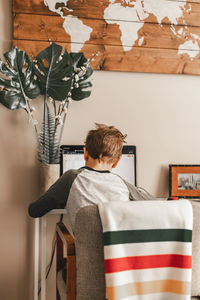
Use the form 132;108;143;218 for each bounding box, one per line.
84;123;127;165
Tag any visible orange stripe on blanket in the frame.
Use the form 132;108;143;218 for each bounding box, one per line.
105;254;192;273
106;280;190;300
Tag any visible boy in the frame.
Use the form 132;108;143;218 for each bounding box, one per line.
28;124;153;229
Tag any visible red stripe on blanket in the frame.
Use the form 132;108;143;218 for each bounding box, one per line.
105;254;192;273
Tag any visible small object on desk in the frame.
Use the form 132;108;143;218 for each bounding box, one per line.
168;197;179;200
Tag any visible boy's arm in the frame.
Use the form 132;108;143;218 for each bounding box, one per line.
28;169;80;218
123;180;155;201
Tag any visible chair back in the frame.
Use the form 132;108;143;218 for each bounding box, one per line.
74;205;106;300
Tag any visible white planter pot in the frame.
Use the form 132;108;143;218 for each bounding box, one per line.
39;163;60;194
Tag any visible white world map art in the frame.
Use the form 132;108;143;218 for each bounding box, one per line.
44;0;199;60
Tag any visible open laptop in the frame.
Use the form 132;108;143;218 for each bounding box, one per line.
60;145;136;185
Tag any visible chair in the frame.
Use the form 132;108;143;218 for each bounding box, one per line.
56;205;105;300
56;203;200;300
56;223;76;300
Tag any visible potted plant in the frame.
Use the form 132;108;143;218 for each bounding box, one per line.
0;43;94;189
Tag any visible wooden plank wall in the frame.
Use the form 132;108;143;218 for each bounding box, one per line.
12;0;200;74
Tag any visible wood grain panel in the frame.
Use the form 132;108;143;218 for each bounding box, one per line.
14;13;67;42
13;0;108;17
13;0;200;27
13;13;200;51
12;39;200;75
13;0;54;15
13;0;200;75
12;39;104;63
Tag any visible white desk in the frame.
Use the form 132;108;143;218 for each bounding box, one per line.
34;209;67;300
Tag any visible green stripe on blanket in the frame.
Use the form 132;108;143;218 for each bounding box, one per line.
103;229;192;246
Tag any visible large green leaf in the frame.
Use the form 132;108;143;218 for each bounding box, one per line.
35;43;73;101
0;47;40;110
70;52;93;101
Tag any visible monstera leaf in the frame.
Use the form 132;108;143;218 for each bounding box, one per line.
0;43;94;165
0;47;40;110
35;43;73;101
70;52;93;101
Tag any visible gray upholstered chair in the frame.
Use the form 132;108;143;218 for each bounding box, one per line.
56;202;200;300
56;205;105;300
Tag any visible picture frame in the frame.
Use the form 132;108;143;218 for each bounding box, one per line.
169;165;200;198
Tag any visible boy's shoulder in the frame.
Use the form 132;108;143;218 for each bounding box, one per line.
59;168;83;184
62;168;82;177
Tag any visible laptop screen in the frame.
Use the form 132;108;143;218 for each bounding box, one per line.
60;145;136;185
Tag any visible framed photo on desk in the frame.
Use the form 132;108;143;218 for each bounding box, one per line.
169;165;200;198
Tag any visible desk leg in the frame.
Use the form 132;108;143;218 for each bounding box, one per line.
41;215;47;300
34;218;39;300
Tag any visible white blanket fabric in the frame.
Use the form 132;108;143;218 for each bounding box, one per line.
98;200;193;300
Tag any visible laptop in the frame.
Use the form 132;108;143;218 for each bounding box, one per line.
60;145;136;185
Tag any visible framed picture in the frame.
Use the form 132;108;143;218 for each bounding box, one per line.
169;165;200;198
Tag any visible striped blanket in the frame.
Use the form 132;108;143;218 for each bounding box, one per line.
98;200;193;300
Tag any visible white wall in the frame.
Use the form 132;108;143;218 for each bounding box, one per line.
1;1;200;299
65;70;200;197
0;1;38;299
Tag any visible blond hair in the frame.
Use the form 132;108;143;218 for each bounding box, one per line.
85;123;127;163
